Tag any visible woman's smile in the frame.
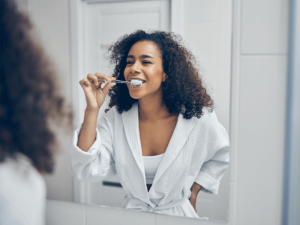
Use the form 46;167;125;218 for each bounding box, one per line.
124;41;166;99
128;79;146;89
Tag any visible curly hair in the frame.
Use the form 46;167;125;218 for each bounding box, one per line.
0;0;73;174
104;30;214;119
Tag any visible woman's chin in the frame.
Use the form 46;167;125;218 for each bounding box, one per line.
128;86;144;99
129;94;142;99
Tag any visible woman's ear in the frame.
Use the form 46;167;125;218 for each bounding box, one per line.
163;73;167;82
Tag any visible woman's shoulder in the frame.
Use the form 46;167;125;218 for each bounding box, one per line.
193;107;226;135
0;153;46;196
195;107;229;143
100;105;117;121
100;102;136;122
194;107;217;124
98;105;121;128
0;153;46;224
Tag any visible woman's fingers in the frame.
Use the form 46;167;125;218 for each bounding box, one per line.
102;82;116;95
95;73;113;84
87;73;100;87
79;73;116;110
79;78;91;88
80;73;116;90
94;73;116;93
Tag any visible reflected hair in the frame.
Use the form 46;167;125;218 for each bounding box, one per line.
105;30;214;119
0;0;73;173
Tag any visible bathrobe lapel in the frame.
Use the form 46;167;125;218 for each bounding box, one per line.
122;103;147;188
151;112;197;188
122;103;197;197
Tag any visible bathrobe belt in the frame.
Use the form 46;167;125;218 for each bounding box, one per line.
125;197;189;213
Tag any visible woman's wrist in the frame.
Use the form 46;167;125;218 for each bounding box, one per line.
84;108;99;120
85;107;100;114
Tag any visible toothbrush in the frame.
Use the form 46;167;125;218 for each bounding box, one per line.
96;78;145;87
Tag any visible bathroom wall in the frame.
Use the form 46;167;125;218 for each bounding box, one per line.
233;0;288;224
181;0;232;221
182;0;232;132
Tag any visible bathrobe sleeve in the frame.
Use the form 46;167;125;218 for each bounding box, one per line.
194;110;230;194
69;112;117;183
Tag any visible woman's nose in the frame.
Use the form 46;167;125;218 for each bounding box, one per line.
130;61;141;73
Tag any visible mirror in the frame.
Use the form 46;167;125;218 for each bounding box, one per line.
14;0;232;223
70;0;232;222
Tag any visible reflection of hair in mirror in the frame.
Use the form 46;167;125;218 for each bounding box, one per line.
104;30;214;119
0;0;73;174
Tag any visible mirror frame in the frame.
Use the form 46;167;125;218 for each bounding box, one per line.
70;0;237;224
283;0;300;224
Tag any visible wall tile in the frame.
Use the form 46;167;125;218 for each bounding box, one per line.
155;213;212;225
187;22;218;99
46;200;85;225
236;56;287;225
241;0;288;54
217;0;232;69
188;22;217;62
215;68;231;132
86;205;155;225
227;182;236;224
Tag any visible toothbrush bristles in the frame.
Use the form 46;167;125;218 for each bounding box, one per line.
130;79;143;87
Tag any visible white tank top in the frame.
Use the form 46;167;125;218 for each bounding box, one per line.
143;153;165;184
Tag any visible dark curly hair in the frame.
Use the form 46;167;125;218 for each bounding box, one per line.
105;30;214;119
0;0;73;174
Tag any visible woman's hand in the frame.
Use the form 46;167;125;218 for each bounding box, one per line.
79;73;116;110
189;182;202;213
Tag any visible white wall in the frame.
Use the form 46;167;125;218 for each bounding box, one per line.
183;0;232;131
181;0;232;221
233;0;288;224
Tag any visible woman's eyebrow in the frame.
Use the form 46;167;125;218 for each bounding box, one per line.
140;54;154;59
127;55;154;59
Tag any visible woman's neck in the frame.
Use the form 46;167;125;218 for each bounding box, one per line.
138;97;171;122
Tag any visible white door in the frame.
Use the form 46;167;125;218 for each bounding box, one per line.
80;0;170;207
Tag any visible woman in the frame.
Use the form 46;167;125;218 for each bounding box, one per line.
0;0;72;224
70;30;229;220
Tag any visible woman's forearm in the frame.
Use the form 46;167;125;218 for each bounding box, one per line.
77;108;99;152
191;182;202;194
189;182;202;212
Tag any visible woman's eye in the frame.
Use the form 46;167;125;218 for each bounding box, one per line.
143;61;151;64
126;61;133;64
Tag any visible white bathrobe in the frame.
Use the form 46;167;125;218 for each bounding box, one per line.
69;102;230;220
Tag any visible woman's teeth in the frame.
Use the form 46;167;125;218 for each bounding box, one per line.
129;79;145;87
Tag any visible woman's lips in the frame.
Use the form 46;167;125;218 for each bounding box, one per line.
129;79;146;83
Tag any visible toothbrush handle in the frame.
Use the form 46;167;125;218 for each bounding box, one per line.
98;78;129;84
